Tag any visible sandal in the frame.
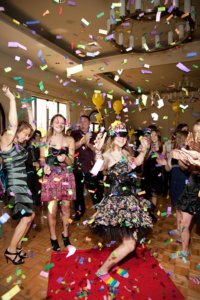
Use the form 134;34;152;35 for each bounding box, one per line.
17;246;28;258
170;250;190;259
4;249;24;265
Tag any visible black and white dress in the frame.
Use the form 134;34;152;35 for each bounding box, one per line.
0;144;34;219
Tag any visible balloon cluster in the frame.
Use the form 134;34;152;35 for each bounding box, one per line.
92;93;123;122
92;93;105;124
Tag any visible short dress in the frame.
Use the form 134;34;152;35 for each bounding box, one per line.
169;158;190;207
0;144;34;219
41;147;76;202
142;151;164;199
90;160;153;241
177;173;200;221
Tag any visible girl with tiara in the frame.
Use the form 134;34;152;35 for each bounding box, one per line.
86;121;153;288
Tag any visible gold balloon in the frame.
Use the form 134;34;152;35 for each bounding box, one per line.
172;101;180;113
95;112;102;123
113;100;123;115
92;93;104;110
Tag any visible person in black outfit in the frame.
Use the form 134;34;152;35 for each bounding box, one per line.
25;130;42;207
71;115;104;220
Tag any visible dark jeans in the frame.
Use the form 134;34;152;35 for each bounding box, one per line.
74;172;104;215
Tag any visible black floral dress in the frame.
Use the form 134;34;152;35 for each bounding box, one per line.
90;160;153;241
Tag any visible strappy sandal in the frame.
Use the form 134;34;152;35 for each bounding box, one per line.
4;249;24;265
17;246;28;258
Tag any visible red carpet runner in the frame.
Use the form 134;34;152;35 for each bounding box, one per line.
47;247;184;299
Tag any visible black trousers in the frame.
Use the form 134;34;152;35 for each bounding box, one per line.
74;172;104;215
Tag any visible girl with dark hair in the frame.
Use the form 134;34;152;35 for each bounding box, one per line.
0;85;35;265
142;129;165;217
40;114;76;251
158;131;190;236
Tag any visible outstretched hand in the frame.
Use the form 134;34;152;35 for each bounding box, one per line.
21;102;32;110
140;136;150;152
2;85;15;99
94;132;107;151
171;148;200;167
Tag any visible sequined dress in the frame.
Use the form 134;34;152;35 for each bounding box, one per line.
0;144;34;219
91;160;153;240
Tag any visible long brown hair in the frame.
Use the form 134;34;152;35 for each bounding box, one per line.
173;130;188;150
17;121;34;137
47;114;66;141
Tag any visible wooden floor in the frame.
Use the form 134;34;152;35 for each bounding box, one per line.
0;196;200;300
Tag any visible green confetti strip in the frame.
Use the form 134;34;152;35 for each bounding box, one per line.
43;263;55;271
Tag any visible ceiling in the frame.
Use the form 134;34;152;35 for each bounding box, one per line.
0;0;200;109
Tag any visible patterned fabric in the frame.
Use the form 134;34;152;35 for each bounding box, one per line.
0;144;34;219
41;147;76;202
91;160;153;240
41;166;76;201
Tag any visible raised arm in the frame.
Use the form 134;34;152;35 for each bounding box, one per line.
1;85;18;150
133;136;149;166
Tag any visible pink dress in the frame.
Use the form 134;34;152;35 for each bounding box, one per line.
41;147;76;202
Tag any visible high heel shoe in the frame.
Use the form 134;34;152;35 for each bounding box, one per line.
4;249;24;265
17;246;28;258
50;239;61;252
61;233;71;247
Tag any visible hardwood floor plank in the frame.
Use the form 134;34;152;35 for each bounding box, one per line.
0;197;200;299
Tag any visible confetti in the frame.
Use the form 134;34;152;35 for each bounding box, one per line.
176;62;191;72
1;285;21;300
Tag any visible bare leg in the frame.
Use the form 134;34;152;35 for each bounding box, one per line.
7;214;35;261
98;237;136;274
47;200;58;239
17;212;35;248
176;209;182;233
180;211;193;253
61;200;71;237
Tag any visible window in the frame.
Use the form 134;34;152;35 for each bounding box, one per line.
47;101;58;126
32;98;69;136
